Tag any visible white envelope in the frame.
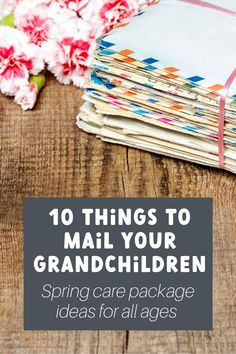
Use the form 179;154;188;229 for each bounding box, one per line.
100;0;236;97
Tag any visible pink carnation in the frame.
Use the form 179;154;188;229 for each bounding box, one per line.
99;0;139;31
0;26;44;96
14;0;77;46
42;18;97;87
80;0;139;32
0;0;158;109
14;4;54;47
14;82;38;110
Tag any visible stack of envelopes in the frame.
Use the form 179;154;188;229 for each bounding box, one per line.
77;0;236;173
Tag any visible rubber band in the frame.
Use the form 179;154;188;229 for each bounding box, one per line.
179;0;236;18
218;69;236;168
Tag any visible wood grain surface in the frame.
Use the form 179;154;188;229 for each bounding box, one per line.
0;75;236;354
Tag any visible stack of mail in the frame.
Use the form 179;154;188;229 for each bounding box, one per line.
77;0;236;173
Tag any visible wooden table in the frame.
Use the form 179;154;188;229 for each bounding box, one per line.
0;75;236;354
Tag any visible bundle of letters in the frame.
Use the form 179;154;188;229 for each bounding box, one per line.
77;0;236;173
